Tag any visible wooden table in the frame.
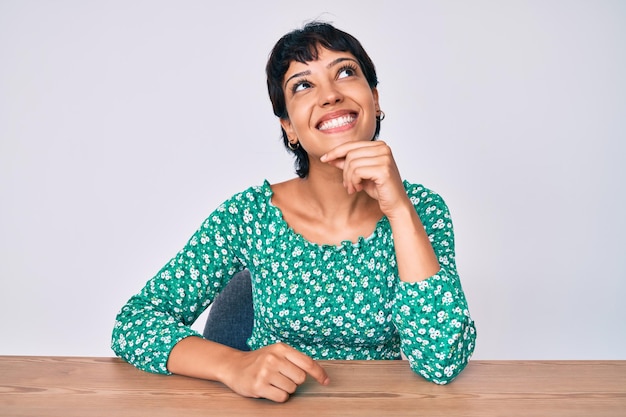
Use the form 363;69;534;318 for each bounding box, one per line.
1;356;624;416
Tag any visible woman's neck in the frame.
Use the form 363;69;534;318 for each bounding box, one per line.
295;173;375;220
271;170;383;246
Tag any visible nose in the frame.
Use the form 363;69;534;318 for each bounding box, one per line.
318;82;343;107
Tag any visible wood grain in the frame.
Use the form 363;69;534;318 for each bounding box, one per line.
1;357;624;417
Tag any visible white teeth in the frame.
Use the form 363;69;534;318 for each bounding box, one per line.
318;115;355;131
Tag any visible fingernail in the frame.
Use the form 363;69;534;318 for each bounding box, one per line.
320;154;327;162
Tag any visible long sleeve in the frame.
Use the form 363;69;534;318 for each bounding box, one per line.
392;184;476;383
111;203;245;374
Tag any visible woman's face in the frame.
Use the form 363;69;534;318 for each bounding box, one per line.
280;47;379;160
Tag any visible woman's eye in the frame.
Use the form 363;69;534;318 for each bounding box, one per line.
338;66;356;79
293;80;311;93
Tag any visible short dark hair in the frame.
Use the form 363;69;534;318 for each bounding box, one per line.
266;21;381;178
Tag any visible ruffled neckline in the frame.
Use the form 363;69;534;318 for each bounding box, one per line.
261;179;388;252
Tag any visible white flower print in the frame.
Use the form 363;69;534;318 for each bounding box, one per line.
111;180;476;383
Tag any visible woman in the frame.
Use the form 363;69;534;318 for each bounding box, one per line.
112;21;476;403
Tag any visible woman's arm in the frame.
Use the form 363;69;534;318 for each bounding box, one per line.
391;186;476;383
111;189;328;402
321;140;440;282
110;221;238;374
385;194;441;282
322;143;476;383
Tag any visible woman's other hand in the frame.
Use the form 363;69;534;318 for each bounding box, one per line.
320;140;406;216
168;338;329;403
222;342;329;402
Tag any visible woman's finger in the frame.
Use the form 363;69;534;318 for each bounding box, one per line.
320;140;383;163
283;347;330;386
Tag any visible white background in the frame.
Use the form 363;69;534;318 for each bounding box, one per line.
1;0;624;360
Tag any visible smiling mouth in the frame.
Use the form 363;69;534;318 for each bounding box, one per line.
317;114;356;131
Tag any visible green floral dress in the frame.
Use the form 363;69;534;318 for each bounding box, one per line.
112;180;476;384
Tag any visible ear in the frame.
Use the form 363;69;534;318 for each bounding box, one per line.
372;87;380;112
280;118;296;141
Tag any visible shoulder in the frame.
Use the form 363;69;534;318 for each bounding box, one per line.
217;181;272;210
402;180;453;226
201;181;273;228
402;180;447;208
266;178;299;211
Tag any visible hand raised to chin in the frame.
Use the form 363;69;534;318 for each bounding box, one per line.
320;140;408;216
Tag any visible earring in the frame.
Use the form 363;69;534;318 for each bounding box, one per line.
288;141;300;150
377;110;386;121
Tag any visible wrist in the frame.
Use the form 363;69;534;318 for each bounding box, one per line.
167;337;240;383
212;346;246;385
384;197;418;224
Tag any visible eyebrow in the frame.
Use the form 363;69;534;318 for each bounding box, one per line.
283;57;360;88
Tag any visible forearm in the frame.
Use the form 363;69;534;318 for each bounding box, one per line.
167;337;330;403
111;296;202;374
387;198;440;282
389;186;476;382
166;336;240;382
394;271;476;384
